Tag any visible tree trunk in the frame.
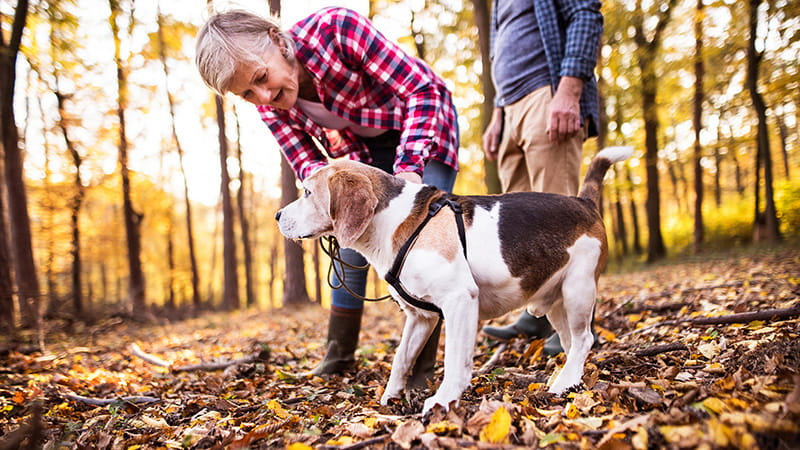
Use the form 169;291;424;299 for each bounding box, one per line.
233;106;256;308
0;181;14;330
746;0;780;243
156;8;201;312
108;0;146;319
692;0;705;253
626;165;643;255
268;0;310;308
633;0;675;262
471;0;501;194
52;86;85;318
1;0;40;328
280;156;311;307
216;96;240;310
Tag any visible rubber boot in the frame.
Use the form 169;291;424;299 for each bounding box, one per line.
406;319;442;389
481;309;553;341
310;306;362;375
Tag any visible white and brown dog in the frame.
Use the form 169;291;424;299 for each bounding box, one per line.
276;146;632;413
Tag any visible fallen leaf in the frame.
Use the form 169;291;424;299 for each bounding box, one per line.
479;405;512;443
391;419;424;449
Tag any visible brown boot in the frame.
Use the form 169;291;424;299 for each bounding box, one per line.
406;319;442;389
310;306;362;375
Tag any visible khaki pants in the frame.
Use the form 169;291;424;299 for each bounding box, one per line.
497;85;584;196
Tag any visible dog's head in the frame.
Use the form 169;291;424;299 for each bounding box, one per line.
275;161;380;248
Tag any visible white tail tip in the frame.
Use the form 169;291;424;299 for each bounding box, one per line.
597;146;634;164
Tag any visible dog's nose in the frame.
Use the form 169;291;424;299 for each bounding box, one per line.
275;211;281;221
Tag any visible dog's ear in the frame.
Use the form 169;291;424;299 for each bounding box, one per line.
328;170;378;248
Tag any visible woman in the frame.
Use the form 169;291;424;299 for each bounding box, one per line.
195;7;459;386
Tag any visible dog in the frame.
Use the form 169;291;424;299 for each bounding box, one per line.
275;146;632;413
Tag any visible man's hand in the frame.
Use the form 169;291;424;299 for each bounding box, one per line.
396;171;422;184
548;76;584;143
482;107;504;162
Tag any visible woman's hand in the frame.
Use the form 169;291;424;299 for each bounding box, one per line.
396;171;422;184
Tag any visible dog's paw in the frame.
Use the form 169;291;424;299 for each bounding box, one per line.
380;390;402;406
547;379;581;396
422;395;457;415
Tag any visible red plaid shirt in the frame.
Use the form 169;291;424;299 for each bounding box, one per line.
257;7;459;180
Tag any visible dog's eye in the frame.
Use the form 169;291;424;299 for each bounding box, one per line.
304;188;311;197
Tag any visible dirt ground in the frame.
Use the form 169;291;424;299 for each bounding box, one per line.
1;246;798;448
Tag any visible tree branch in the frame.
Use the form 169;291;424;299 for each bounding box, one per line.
129;343;170;367
619;304;800;338
63;392;160;406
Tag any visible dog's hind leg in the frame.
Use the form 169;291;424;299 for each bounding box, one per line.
381;309;438;405
548;235;600;395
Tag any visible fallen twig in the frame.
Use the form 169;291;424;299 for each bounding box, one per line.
633;342;688;357
172;354;261;372
476;342;507;375
129;343;171;367
619;304;800;339
318;434;388;450
604;281;749;318
63;392;160;406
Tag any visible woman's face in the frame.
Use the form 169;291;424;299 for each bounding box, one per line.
229;45;298;109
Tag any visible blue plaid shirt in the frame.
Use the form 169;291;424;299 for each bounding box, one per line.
491;0;603;137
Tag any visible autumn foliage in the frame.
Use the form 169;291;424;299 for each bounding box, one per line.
1;248;798;448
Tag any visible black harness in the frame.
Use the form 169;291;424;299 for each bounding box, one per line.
383;195;467;318
320;194;467;318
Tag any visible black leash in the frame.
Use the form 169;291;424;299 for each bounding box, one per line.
320;194;468;318
319;236;392;302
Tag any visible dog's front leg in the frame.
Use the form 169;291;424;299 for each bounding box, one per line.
380;309;438;405
422;291;479;414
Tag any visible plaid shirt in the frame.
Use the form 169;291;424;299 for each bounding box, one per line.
257;7;459;180
491;0;603;137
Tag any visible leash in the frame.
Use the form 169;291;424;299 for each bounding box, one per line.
320;194;468;318
319;236;392;302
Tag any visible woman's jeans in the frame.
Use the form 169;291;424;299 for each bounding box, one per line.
331;131;457;310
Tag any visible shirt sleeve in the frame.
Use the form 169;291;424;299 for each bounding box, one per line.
557;0;603;82
329;9;444;176
258;107;327;180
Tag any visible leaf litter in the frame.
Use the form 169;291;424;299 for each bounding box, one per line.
1;248;798;449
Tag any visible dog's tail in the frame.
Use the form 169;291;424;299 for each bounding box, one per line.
578;146;633;207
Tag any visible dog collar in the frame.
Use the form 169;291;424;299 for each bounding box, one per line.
384;194;467;318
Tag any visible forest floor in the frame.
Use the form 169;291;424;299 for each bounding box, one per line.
1;245;799;449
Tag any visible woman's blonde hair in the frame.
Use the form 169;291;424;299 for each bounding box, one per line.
195;9;295;96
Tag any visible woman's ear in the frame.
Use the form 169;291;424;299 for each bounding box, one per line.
327;170;378;248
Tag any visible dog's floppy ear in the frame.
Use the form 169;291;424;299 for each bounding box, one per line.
328;170;379;248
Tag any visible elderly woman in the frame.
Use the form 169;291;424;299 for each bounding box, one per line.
195;7;459;386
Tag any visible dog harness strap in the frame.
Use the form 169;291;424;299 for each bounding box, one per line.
384;194;467;317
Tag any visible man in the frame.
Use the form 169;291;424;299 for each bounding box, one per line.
481;0;603;354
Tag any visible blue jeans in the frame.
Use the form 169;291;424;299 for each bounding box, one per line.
331;132;457;310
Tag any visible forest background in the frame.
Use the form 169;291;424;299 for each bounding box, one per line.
0;0;798;332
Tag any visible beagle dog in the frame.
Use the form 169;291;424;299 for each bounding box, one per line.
276;146;632;414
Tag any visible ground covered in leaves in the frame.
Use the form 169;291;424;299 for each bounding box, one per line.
1;246;799;449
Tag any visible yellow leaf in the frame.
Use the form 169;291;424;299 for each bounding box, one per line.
479;405;512;444
363;417;378;428
267;399;290;419
426;420;460;435
701;397;728;415
565;403;580;419
326;436;354;446
287;443;314;450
